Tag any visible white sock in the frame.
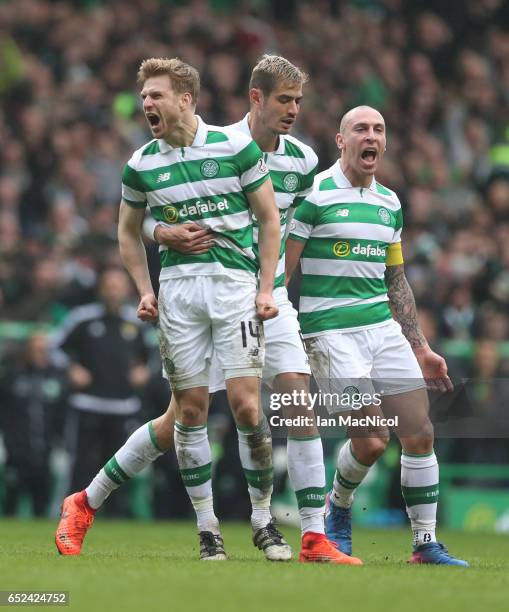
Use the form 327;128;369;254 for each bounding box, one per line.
237;416;273;531
287;436;325;534
401;451;439;547
174;421;219;534
86;422;164;510
331;440;372;509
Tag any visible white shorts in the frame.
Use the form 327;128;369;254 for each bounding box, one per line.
158;276;264;390
209;287;310;392
304;320;426;412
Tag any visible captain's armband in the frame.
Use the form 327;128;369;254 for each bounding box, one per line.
386;242;404;266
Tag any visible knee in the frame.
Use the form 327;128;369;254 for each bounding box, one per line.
352;435;389;465
401;419;434;455
232;399;260;429
401;435;434;456
177;403;207;426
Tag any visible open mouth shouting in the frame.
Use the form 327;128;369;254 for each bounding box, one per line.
146;112;161;132
360;147;378;165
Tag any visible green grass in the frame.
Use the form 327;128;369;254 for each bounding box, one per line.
0;520;508;612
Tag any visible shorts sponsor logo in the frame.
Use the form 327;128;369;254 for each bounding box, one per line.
200;159;220;178
283;173;299;192
378;207;391;224
163;205;179;223
333;241;351;257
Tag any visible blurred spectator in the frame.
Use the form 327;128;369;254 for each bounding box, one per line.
0;332;68;516
50;267;151;515
2;0;509;515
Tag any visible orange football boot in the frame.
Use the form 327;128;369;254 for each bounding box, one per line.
55;491;95;555
298;532;363;565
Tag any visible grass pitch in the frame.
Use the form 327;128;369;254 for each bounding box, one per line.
0;520;507;612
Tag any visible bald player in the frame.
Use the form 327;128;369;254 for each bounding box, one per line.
286;105;468;566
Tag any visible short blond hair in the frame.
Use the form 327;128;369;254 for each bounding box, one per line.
249;55;308;96
137;58;200;103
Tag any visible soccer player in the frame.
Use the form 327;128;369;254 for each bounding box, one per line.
153;55;360;564
286;106;468;566
55;56;359;565
56;57;286;561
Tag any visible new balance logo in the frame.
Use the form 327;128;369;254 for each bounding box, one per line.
156;172;171;183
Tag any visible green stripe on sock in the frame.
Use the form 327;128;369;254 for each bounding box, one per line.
148;421;164;453
336;469;360;490
180;462;212;487
402;450;435;458
243;467;273;489
104;456;130;485
175;421;207;433
237;415;268;434
295;486;326;509
287;435;321;442
401;484;439;506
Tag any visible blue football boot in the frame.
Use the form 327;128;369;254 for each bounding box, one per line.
409;542;469;567
324;491;352;555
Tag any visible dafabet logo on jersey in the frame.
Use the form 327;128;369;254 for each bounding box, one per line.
333;241;351;257
163;199;229;223
333;242;387;258
163;205;179;223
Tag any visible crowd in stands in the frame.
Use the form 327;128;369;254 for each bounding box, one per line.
1;0;509;514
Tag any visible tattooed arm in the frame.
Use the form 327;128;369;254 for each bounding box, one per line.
385;263;453;391
384;264;427;349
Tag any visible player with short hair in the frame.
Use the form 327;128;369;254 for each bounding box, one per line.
55;55;360;565
286;105;468;566
194;54;361;564
56;57;288;562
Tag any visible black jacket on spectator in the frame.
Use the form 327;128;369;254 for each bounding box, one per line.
0;362;68;516
51;303;147;415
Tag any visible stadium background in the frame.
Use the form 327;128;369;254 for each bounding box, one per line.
1;0;509;534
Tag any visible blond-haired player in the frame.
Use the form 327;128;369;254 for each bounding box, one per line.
56;57;288;562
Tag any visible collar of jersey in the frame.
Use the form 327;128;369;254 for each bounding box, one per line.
238;113;285;155
331;161;377;191
158;115;208;153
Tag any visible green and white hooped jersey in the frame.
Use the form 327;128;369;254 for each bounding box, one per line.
121;116;270;283
229;114;318;291
289;162;403;337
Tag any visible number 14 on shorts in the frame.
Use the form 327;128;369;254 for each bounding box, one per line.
239;320;264;357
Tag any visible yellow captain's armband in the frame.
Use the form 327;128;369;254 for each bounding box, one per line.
386;242;404;266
